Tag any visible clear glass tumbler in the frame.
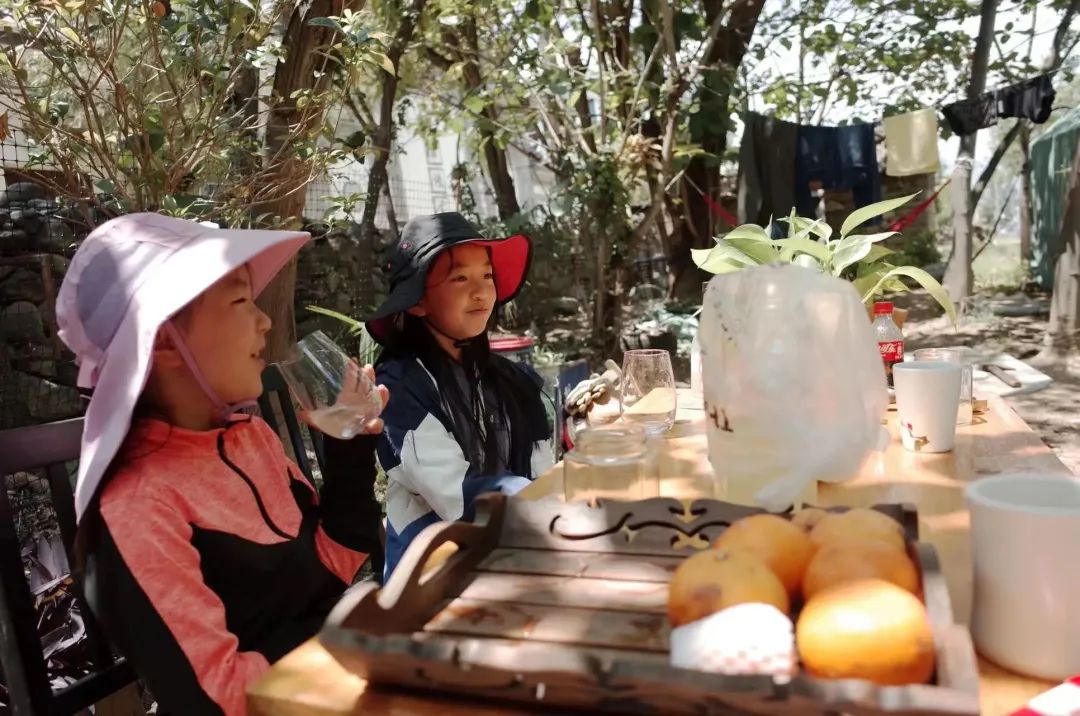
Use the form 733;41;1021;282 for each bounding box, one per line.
276;331;383;439
913;346;975;426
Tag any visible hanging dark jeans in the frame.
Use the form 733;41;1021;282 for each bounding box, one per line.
795;123;881;221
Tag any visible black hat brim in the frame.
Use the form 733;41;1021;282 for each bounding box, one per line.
366;233;531;344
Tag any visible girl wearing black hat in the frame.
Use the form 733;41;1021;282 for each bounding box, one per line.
366;213;552;580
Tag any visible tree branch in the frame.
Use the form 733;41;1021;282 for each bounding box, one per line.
425;47;454;70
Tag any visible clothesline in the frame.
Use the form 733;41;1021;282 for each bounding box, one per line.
739;69;1060;135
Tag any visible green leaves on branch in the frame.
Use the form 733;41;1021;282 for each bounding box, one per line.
305;306;381;366
691;192;956;323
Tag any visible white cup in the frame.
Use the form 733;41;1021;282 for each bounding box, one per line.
893;361;962;453
966;474;1080;680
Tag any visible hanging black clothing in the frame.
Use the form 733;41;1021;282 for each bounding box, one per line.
943;73;1056;135
794;123;881;219
738;112;799;227
996;74;1055;124
942;94;998;136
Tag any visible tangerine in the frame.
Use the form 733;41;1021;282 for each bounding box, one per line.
712;513;814;597
791;507;828;533
809;508;906;553
797;579;935;686
802;539;921;601
667;548;789;628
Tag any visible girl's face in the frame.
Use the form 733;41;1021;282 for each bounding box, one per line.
409;244;496;340
173;266;272;403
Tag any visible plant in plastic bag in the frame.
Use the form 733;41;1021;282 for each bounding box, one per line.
698;264;890;512
690;194;956;325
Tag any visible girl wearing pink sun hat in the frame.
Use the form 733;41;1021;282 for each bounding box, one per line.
56;213;387;715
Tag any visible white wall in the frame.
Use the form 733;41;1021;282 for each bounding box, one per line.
307;101;558;227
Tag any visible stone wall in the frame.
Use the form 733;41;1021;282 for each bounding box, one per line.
0;211;391;430
0;182;84;429
294;223;393;349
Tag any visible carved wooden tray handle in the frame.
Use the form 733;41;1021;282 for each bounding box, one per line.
324;494;507;636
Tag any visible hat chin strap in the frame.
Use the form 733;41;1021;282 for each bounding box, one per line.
161;322;258;425
423;316;483;350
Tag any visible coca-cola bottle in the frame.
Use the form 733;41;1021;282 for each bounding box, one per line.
873;301;904;387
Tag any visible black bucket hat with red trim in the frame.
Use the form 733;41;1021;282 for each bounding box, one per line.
365;212;531;344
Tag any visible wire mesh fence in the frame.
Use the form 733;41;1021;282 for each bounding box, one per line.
0;152;89;432
0;126;93;705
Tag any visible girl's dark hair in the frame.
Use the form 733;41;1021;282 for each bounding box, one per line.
384;313;536;474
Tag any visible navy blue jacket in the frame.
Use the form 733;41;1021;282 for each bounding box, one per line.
375;353;553;580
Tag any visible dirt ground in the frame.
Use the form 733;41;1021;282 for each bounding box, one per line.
896;290;1080;475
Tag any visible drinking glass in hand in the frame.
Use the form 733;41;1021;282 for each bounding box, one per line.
277;331;383;439
619;349;677;436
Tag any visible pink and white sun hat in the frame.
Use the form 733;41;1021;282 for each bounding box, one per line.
55;212;310;521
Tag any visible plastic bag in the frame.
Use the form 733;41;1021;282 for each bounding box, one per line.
698;264;888;512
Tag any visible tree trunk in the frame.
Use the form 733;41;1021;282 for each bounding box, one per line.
356;0;428;311
943;0;997;306
669;0;765;300
461;16;520;221
1019;122;1033;265
257;0;362;362
1043;139;1080;358
970;119;1021;210
566;44;597;153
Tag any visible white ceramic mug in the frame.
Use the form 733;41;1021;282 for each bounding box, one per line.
893;361;962;453
966;474;1080;680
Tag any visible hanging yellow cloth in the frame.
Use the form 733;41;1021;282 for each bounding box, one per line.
883;108;941;177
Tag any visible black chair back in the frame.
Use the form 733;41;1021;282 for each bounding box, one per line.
257;364;325;482
0;418;135;715
554;359;590;459
259;366;385;583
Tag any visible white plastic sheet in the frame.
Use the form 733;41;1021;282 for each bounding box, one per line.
699;264;889;512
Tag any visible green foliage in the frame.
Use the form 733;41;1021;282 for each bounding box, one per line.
888;229;942;269
691;194;957;324
0;0;386;226
304;305;381;366
740;0;1052;127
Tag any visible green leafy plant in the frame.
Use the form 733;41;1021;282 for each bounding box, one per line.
305;306;381;366
690;193;957;324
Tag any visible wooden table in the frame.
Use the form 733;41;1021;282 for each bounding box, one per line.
249;392;1075;716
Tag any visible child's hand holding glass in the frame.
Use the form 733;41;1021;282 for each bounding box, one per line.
277;331;390;439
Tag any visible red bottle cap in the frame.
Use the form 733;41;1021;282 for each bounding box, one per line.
873;301;894;315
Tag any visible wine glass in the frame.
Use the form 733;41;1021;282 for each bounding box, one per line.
619;349;677;437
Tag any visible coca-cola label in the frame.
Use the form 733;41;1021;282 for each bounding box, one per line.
879;341;904;363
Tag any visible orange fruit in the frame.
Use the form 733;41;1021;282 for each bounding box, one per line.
802;540;921;601
151;1;167;17
667;548;789;628
712;514;814;597
791;507;828;533
808;508;906;553
797;579;936;686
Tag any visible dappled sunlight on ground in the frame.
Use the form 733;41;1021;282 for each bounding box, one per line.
897;290;1079;476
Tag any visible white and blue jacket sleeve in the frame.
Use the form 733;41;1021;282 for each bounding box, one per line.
376;355;553;580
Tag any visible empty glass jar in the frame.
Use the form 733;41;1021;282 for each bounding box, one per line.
563;425;658;504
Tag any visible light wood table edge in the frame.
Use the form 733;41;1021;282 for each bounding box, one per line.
249;394;1073;716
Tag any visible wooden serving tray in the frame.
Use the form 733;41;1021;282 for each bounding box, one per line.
320;494;981;715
